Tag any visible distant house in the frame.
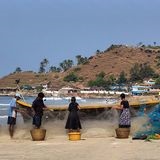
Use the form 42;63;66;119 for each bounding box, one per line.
0;87;17;95
150;85;160;93
131;85;150;95
110;84;128;92
58;87;78;95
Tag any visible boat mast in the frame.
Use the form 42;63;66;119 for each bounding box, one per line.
15;79;25;102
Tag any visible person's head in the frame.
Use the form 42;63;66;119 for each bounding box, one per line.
38;92;45;99
15;93;21;100
120;93;125;100
71;96;76;103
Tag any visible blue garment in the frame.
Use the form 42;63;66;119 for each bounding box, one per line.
33;115;42;128
7;117;16;125
8;98;17;117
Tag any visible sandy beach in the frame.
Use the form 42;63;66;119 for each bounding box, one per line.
0;134;160;160
0;117;160;160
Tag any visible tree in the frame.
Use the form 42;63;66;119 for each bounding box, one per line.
76;55;88;65
107;74;116;85
155;77;160;85
63;72;78;82
49;66;61;72
39;58;49;73
39;62;45;73
96;71;105;78
130;63;142;82
59;59;73;71
139;63;155;79
96;50;101;55
76;55;81;65
43;58;49;66
87;71;110;89
130;63;155;82
117;71;127;84
14;67;22;73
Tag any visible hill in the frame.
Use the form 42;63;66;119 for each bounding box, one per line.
70;45;160;81
0;45;160;89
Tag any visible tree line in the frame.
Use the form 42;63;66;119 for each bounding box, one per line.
63;62;160;87
14;55;89;74
13;43;160;86
14;57;160;86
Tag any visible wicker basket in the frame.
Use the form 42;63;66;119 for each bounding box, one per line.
30;129;46;141
115;128;130;139
68;132;81;141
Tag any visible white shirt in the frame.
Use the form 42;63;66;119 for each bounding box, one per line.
8;98;17;118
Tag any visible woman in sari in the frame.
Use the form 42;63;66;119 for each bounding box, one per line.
113;93;131;128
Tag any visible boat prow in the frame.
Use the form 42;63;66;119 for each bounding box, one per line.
17;100;32;108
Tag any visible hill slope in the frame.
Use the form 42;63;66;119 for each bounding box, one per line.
0;45;160;89
72;45;160;81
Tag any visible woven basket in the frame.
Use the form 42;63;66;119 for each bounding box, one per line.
30;129;46;141
115;128;130;139
68;132;81;141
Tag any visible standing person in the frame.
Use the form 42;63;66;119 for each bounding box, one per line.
65;96;82;132
32;92;48;129
7;93;21;138
112;93;131;128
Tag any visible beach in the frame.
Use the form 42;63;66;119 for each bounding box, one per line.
1;96;160;160
0;117;160;160
0;134;160;160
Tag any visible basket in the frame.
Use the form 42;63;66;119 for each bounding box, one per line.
68;132;81;141
30;128;46;141
115;128;130;139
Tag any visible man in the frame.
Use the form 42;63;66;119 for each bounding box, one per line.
7;93;21;138
32;92;48;129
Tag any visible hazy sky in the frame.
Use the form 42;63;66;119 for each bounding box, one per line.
0;0;160;78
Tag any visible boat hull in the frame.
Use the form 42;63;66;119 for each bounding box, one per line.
16;98;160;122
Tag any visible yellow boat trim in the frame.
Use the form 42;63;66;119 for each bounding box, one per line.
17;100;32;108
17;99;160;111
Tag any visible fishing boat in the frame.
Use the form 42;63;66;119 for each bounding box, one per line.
16;95;160;122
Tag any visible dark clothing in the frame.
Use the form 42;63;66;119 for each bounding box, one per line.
7;116;16;125
33;115;42;128
119;100;131;128
120;100;129;108
32;97;46;128
65;102;82;130
32;97;46;116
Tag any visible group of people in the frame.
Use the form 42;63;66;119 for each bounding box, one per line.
7;92;131;138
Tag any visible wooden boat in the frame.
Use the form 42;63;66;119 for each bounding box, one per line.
16;96;160;122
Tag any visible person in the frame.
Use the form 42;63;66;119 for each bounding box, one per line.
32;92;48;129
7;93;21;138
65;96;82;132
112;93;131;128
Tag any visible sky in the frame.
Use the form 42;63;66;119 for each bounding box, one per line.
0;0;160;78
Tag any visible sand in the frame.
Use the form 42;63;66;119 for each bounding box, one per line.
0;119;160;160
0;108;159;160
0;134;160;160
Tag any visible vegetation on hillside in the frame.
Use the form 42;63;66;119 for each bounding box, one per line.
1;44;160;89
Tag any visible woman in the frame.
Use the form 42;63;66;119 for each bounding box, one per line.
65;97;82;132
113;93;131;128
